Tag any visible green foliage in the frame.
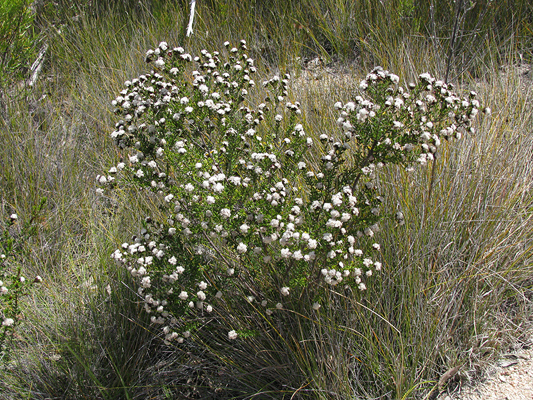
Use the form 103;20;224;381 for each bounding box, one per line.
0;0;36;86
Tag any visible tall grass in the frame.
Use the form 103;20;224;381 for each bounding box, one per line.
0;1;532;399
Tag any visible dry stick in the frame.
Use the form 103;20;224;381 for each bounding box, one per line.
29;44;48;87
427;0;464;209
186;0;197;37
451;2;492;80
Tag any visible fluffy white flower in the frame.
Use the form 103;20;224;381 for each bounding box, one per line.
331;194;343;206
168;256;177;265
197;291;206;301
213;182;224;192
228;330;238;340
293;250;303;260
326;219;342;228
141;276;151;288
280;248;291;258
220;208;231;218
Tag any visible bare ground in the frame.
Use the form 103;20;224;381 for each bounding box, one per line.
438;333;533;400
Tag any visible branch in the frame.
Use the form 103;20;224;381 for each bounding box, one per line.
186;0;197;37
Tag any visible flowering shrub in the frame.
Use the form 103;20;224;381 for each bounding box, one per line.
98;41;482;344
1;200;45;362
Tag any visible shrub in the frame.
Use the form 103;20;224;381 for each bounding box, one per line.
98;41;483;347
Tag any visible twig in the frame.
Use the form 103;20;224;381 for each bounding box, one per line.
186;0;197;37
28;43;48;87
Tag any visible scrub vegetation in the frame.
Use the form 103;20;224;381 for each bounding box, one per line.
0;1;532;399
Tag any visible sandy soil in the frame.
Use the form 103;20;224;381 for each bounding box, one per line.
438;335;533;400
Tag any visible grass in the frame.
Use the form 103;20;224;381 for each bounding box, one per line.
0;0;532;398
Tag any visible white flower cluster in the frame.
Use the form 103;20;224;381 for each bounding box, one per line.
102;40;258;197
111;224;216;344
334;66;480;170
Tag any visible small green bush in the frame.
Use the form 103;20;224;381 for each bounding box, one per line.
0;0;36;86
